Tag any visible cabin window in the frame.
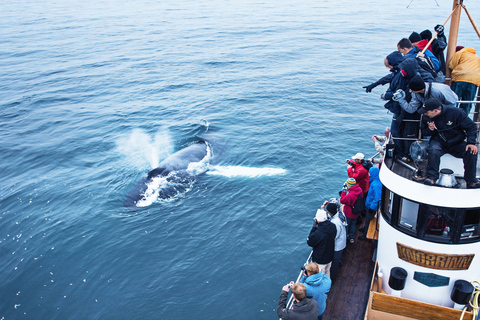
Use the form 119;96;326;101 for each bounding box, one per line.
461;208;480;240
398;199;419;231
382;189;480;244
381;187;392;222
419;204;454;242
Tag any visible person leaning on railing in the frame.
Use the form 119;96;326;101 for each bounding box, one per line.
277;282;318;320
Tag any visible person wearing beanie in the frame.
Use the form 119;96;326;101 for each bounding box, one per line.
323;201;346;280
419;98;480;188
448;46;480;116
394;73;458;114
307;203;337;277
420;30;432;41
408;74;426;92
408;32;422;45
414;30;435;56
340;178;363;243
365;55;419;159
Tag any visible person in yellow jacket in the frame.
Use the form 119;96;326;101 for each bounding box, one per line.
448;46;480;116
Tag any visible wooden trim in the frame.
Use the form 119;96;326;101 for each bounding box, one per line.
370;291;473;320
396;242;474;270
366;217;379;240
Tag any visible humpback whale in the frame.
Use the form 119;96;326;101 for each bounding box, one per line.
124;141;211;208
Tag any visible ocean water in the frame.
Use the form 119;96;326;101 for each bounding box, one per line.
1;0;479;319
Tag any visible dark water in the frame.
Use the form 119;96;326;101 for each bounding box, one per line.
1;0;479;319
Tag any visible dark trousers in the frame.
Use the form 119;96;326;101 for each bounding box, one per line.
390;115;405;157
451;81;478;116
330;249;344;281
363;208;376;234
427;139;478;182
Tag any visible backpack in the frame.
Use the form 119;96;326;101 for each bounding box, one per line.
362;160;373;171
413;48;445;83
352;195;365;215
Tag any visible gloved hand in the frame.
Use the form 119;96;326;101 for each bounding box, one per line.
363;82;378;93
434;24;444;36
380;93;387;100
392;89;405;101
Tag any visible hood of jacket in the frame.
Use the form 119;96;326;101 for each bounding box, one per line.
305;272;330;287
369;166;379;182
399;57;419;79
386;51;405;68
348;184;363;198
461;47;477;55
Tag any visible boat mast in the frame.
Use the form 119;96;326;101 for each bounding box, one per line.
445;0;462;82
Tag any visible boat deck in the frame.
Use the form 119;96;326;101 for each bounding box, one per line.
383;150;480;189
323;222;376;320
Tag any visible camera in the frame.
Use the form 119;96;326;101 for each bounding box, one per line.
301;265;308;276
287;283;293;289
346;159;353;165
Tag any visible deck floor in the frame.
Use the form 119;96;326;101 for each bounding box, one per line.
323;221;376;320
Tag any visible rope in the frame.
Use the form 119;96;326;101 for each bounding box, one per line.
459;280;480;320
462;5;480;40
421;4;460;55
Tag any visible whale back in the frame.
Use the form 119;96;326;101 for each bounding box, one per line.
124;141;209;209
152;141;207;176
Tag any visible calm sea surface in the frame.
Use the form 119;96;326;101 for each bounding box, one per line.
1;0;479;319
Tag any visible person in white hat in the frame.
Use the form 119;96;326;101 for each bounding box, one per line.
306;207;337;277
346;153;370;196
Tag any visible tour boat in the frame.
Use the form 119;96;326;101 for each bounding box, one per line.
284;1;480;319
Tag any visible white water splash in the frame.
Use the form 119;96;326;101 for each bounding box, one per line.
135;175;170;207
186;142;213;175
135;143;214;207
206;165;286;178
116;129;173;169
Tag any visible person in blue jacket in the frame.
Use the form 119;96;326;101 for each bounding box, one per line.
359;166;382;240
299;262;331;320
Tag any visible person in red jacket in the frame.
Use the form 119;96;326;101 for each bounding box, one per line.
340;178;364;243
346;153;370;196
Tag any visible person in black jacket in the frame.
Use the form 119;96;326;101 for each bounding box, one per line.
307;208;337;277
420;25;448;75
277;282;318;320
419;98;480;188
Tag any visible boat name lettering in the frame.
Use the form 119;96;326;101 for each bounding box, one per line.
396;243;474;270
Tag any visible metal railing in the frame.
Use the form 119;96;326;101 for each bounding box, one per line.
283;251;313;313
389;100;480;146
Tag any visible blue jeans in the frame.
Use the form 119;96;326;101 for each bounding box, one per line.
346;217;358;240
451;81;478;116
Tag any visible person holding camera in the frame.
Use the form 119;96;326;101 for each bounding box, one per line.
277;282;318;320
299;262;331;320
346;153;370;196
306;207;337;277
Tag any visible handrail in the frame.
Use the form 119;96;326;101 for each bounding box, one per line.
283;250;313;313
